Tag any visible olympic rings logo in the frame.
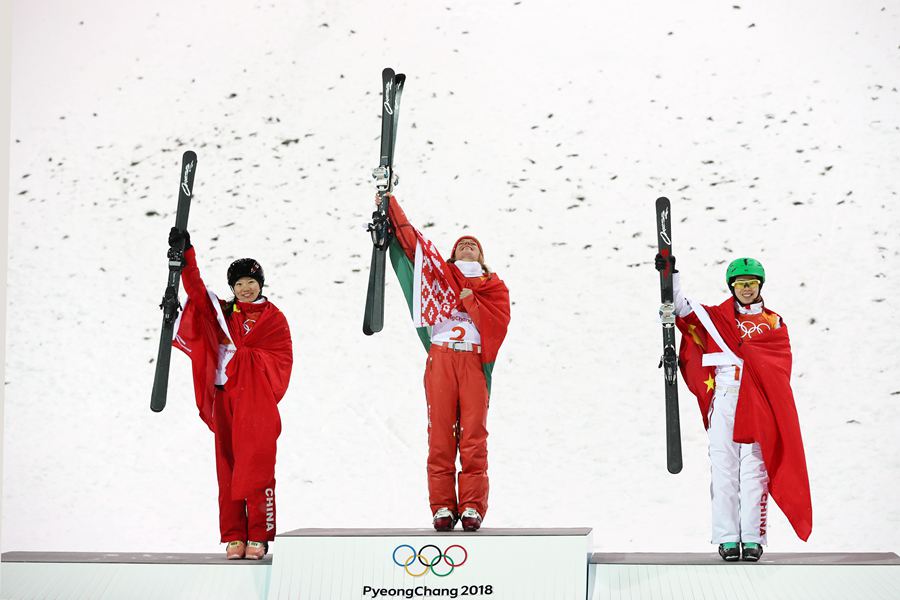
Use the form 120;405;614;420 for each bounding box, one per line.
737;320;771;339
392;544;468;577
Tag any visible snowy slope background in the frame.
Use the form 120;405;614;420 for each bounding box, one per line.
4;0;899;554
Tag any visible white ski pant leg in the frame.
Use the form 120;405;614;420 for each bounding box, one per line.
708;385;769;545
739;440;769;544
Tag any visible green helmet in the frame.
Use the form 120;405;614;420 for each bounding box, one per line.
726;257;765;284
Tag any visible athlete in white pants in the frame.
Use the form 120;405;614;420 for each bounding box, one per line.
708;377;769;545
670;257;775;561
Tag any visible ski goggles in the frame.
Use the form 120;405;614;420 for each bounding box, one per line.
730;279;761;290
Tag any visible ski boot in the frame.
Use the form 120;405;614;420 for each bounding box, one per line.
433;507;458;532
718;542;740;562
741;542;764;562
460;508;482;532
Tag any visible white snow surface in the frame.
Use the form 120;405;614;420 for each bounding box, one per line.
4;0;899;554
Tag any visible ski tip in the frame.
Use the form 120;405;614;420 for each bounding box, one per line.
382;67;395;79
656;196;670;204
667;462;683;475
182;150;197;162
395;73;406;83
363;323;384;336
150;386;168;413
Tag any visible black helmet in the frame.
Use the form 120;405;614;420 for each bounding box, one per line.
227;258;264;289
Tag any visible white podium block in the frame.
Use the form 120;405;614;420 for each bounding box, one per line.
588;552;900;600
1;552;272;600
268;527;592;600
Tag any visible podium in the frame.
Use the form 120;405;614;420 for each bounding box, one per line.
588;552;900;600
4;540;899;600
0;551;272;599
268;527;593;600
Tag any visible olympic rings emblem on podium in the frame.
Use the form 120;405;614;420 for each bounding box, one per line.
392;544;468;577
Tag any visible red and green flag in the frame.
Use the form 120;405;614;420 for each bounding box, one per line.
386;196;510;394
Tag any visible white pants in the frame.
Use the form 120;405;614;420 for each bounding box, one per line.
708;384;769;545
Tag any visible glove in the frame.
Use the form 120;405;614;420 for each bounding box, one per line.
168;227;191;249
654;253;677;273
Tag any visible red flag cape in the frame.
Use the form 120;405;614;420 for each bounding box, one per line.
387;196;511;368
677;298;812;541
174;292;292;499
676;298;812;541
447;263;510;366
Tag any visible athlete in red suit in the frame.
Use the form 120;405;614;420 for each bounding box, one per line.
170;228;292;560
385;197;511;532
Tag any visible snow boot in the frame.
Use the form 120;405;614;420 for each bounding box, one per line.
460;508;482;532
718;542;740;562
741;542;764;562
225;541;246;560
245;541;268;560
433;507;458;532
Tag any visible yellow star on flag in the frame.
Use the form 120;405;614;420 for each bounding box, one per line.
688;324;705;349
704;375;715;392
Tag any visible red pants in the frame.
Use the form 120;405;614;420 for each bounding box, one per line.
424;345;490;518
213;388;276;542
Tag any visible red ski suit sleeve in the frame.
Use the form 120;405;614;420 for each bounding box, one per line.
175;247;224;430
386;195;418;262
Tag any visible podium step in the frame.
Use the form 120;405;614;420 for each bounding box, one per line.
588;552;900;600
1;552;272;600
269;527;593;600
